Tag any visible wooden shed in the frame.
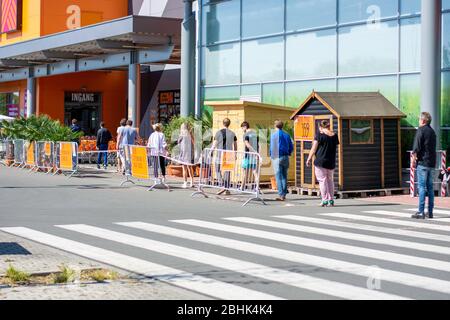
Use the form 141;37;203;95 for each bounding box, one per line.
205;100;295;183
290;92;406;195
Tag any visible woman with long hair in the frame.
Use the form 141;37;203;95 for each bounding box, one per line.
178;122;195;188
307;120;340;207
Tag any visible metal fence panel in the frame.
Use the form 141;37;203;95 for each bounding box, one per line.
35;141;55;172
13;139;24;167
193;148;265;206
54;142;78;177
121;145;170;191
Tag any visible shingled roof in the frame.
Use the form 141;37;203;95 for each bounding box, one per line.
291;92;406;119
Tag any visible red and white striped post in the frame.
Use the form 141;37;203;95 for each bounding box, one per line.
442;151;447;197
410;152;415;198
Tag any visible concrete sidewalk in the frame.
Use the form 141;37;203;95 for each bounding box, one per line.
361;194;450;209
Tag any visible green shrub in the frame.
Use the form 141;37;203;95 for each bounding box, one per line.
0;115;83;142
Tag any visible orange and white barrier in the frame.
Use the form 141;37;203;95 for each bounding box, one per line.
441;151;447;197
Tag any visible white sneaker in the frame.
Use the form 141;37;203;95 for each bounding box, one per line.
182;182;188;189
189;181;194;188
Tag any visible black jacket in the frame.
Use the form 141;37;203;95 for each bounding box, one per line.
97;128;112;146
412;125;437;168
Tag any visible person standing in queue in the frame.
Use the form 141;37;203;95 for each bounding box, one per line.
240;121;260;192
411;112;437;219
307;120;339;207
70;119;82;145
270;120;293;201
148;123;168;183
212;118;238;196
178;122;195;189
116;118;127;173
96;122;112;170
117;120;137;175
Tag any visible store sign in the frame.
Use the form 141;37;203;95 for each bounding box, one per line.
6;104;19;117
130;146;149;180
1;0;22;34
158;90;180;124
65;92;100;104
294;116;315;141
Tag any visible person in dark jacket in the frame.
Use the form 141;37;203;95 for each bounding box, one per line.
96;122;113;170
411;112;437;219
70;119;82;144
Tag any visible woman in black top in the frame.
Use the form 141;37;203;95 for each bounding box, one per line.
307;120;340;207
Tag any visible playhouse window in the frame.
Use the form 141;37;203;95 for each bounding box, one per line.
349;119;374;144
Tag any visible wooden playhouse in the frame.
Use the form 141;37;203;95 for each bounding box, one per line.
204;100;295;183
290;92;407;197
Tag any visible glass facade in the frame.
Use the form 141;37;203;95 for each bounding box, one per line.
201;0;450;160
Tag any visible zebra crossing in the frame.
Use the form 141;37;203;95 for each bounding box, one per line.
2;207;450;300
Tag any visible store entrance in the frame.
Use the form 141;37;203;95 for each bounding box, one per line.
64;92;102;136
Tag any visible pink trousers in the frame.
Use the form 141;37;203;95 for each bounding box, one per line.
315;166;335;201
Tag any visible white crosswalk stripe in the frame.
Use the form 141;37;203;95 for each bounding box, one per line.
405;208;450;216
168;219;450;273
275;215;450;243
57;224;408;300
3;206;450;300
222;216;450;255
364;211;450;223
323;213;450;232
125;220;450;296
0;227;280;300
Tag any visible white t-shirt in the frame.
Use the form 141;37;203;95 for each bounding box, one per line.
148;131;167;156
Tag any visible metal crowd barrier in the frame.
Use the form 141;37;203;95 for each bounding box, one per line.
409;150;447;197
0;139;9;166
192;148;265;207
13;139;25;167
120;144;170;191
23;141;36;171
54;142;78;178
35;141;55;173
77;149;119;173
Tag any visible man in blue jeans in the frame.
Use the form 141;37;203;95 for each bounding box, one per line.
411;112;437;219
270;120;293;201
96;122;112;170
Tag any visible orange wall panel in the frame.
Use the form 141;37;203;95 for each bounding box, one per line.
41;0;128;36
37;71;127;135
0;0;41;46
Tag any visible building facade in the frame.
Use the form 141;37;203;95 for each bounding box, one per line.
0;0;183;137
199;0;450;164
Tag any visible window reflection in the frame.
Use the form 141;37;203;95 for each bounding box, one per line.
339;21;398;75
242;0;284;38
338;76;398;106
285;80;336;108
400;17;421;72
286;29;336;79
286;0;336;31
339;0;398;24
203;43;240;85
203;0;240;45
242;37;284;83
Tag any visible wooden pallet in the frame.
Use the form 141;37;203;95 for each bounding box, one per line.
336;188;409;199
289;187;321;197
289;186;408;199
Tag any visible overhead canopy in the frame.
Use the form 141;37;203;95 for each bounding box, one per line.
291;92;407;119
0;15;181;81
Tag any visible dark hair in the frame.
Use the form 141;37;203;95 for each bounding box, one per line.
320;120;330;129
100;122;106;128
120;118;127;126
275;120;283;130
241;121;250;129
127;120;133;126
223;118;231;128
72;119;78;125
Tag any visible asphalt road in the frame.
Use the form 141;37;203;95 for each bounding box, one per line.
1;166;450;300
